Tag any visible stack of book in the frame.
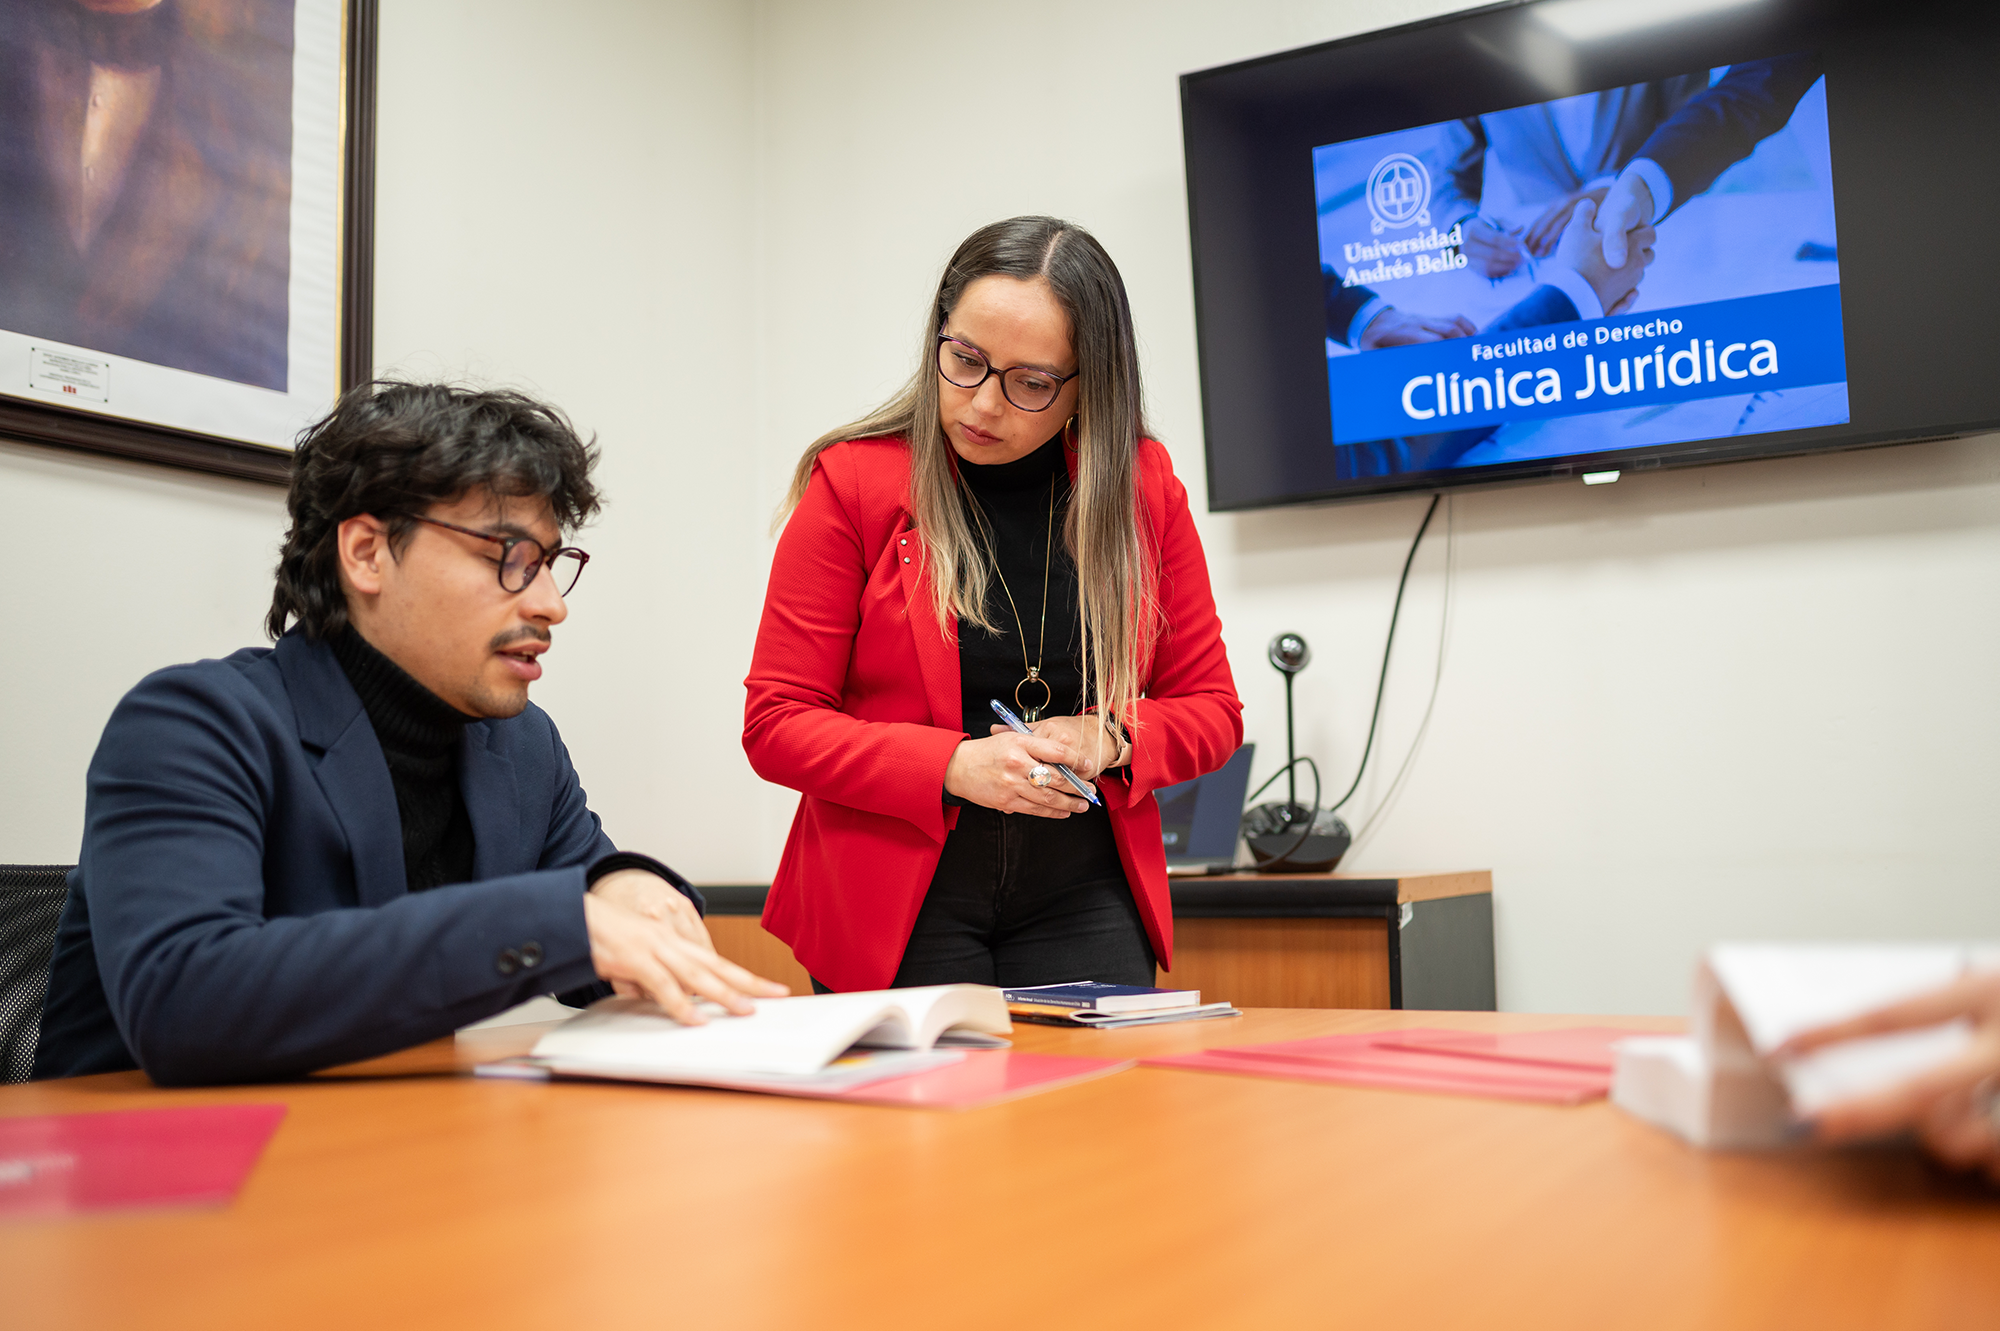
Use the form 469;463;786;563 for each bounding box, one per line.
1003;982;1240;1028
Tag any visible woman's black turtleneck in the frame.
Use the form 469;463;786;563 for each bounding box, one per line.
329;626;478;893
956;432;1085;740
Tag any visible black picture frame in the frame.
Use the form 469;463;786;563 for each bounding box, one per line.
0;0;377;487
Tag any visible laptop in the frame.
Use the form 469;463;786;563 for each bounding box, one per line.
1156;743;1255;876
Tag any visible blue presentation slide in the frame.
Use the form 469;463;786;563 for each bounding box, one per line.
1312;57;1847;479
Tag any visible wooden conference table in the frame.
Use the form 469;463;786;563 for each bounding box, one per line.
3;1009;1997;1330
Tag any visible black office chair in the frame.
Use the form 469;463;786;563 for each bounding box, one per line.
1;865;72;1083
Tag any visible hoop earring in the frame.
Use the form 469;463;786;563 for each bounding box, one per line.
1063;416;1079;452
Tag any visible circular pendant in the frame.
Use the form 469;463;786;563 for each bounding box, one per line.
1015;673;1053;723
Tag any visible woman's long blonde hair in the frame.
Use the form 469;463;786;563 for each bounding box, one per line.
780;217;1159;762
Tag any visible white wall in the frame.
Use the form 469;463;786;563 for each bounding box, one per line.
5;0;1997;1016
369;0;764;878
3;441;285;859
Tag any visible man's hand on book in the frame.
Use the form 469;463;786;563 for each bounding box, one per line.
584;876;790;1023
1781;969;2000;1182
591;868;715;948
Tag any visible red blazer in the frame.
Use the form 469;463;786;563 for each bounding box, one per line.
743;436;1243;991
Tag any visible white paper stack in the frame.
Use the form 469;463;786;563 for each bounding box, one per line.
1612;942;2000;1148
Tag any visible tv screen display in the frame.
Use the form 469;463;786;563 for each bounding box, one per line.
1183;0;2000;509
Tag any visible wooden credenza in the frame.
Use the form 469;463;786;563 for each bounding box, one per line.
1161;870;1494;1010
699;870;1494;1011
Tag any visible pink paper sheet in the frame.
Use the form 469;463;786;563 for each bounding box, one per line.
1370;1026;1634;1074
1145;1028;1620;1105
0;1103;287;1221
805;1052;1134;1109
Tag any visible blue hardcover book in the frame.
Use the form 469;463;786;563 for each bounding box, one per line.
1001;982;1200;1015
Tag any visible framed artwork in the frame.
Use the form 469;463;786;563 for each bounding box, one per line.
0;0;376;485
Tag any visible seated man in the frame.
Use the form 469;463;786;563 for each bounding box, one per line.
33;382;785;1085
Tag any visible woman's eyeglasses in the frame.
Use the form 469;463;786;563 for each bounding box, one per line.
936;335;1077;413
409;515;590;595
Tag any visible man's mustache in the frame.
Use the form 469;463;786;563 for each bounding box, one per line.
490;627;552;652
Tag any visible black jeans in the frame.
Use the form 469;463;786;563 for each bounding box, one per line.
884;802;1154;989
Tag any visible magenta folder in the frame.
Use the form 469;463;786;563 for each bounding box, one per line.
1369;1026;1633;1074
0;1103;287;1221
816;1051;1133;1109
1145;1028;1624;1105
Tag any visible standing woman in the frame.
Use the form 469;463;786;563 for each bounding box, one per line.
744;217;1242;992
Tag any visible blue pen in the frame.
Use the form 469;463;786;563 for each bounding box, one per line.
989;699;1101;807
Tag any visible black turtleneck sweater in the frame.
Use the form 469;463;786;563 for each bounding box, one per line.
957;433;1086;740
329;626;478;893
326;628;691;920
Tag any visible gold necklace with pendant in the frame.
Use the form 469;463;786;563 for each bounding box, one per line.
988;474;1057;722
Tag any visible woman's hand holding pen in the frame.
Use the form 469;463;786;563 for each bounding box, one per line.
1000;714;1128;781
946;727;1096;817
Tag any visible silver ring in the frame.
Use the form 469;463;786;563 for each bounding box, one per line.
1030;764;1053;788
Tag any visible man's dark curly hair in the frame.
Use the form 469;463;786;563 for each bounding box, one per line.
268;381;602;640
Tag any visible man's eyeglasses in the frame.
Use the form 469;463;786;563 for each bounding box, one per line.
409;516;590;595
936;334;1078;413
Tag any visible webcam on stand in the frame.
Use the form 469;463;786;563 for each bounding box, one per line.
1239;632;1351;873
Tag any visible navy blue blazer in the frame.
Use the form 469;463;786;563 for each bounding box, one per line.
34;630;648;1085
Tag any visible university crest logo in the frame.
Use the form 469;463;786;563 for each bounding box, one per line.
1366;152;1431;235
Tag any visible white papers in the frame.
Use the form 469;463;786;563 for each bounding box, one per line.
1709;943;1997;1116
1706;943;1970;1048
1780;1024;1972;1117
1065;1002;1242;1028
1612;942;1999;1146
456;995;583;1032
1611;1035;1795;1148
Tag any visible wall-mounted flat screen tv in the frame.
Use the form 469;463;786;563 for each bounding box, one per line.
1182;0;2000;509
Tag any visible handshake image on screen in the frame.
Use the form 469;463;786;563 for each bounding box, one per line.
1313;53;1849;478
1329;193;1652;353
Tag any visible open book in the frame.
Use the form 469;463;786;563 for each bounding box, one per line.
1612;942;2000;1147
497;985;1013;1092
